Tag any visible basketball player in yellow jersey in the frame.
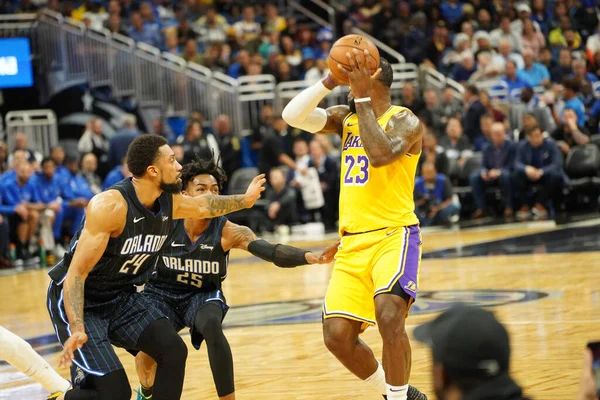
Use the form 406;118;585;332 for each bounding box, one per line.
283;51;426;400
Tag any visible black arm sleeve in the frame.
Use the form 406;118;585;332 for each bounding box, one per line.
247;239;309;268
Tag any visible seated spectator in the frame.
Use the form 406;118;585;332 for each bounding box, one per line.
521;18;546;59
151;118;174;144
8;132;42;167
304;58;329;83
450;51;477;83
513;125;562;220
586;23;600;56
552;108;591;157
472;31;494;55
103;158;131;190
177;119;221;165
413;304;528;400
418;132;450;176
264;3;287;34
308;139;339;231
78;118;109;172
571;59;599;85
172;143;184;164
480;114;494;143
139;1;161;31
550;48;573;83
562;77;587;127
258;117;296;175
470;122;516;219
440;0;464;27
468;51;502;83
414;162;460;227
517;49;551;88
440;117;473;167
180;38;203;65
422;22;450;70
265;167;298;233
490;14;523;53
106;14;127;35
492;39;525;72
177;17;197;47
511;3;541;35
504;60;529;94
441;32;471;70
0;161;40;265
234;5;261;49
418;90;445;135
227;49;251;79
462;85;487;150
517;112;543;141
509;87;557;135
480;91;506;124
61;157;94;236
213;115;240;191
400;83;425;116
0;142;8;174
108;114;140;169
31;158;63;256
127;11;161;48
477;8;493;32
196;6;229;45
1;150;27;185
440;87;463;127
549;16;582;50
81;153;102;195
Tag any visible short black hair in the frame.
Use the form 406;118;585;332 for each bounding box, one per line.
562;76;581;93
41;157;55;167
526;124;541;135
181;155;227;192
126;134;168;178
65;155;78;165
377;57;393;88
465;84;479;96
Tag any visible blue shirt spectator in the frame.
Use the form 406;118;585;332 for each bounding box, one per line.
108;115;140;169
503;60;529;96
127;11;161;48
0;165;38;214
517;62;550;87
440;0;464;25
103;163;128;190
564;97;586;127
562;76;587;127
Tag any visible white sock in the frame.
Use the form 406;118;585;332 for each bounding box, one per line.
0;326;70;393
386;383;409;400
364;361;386;395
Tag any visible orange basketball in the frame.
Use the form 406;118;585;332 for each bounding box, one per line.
327;34;380;84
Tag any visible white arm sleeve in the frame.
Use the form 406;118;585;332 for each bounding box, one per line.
282;80;331;133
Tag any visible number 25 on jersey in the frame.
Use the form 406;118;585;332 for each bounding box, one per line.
344;155;369;186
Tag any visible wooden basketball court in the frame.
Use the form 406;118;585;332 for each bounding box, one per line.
1;221;598;399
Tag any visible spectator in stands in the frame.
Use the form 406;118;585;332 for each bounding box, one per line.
419;90;445;135
549;16;582;50
490;14;523;53
106;14;127;35
521;18;546;59
275;60;297;83
0;142;8;174
492;39;524;72
470;122;516;219
450;51;477;83
418;131;449;176
61;156;93;236
552;108;591;157
414;162;459;227
80;153;102;195
1;150;27;185
265;167;298;233
479;113;494;143
177;119;220;165
587;23;600;56
440;117;472;169
304;58;328;83
308;139;338;231
0;161;39;265
572;59;599;85
517;49;551;88
108;114;140;169
562;77;587;127
13;0;38;13
196;6;229;45
511;3;541;35
213;114;240;192
258;117;296;175
8;133;42;167
32;157;63;255
264;3;287;34
462;84;487;150
103;157;131;190
151;118;173;144
469;51;502;83
400;83;424;116
440;0;464;28
181;38;203;65
227;49;251;79
472;31;494;55
440;87;463;127
139;1;161;30
477;8;493;32
177;16;197;46
423;21;450;70
442;32;471;70
509;88;557;135
414;304;528;400
127;11;161;48
513;125;562;220
234;5;261;49
163;28;180;54
280;35;302;69
78;118;109;171
550;48;573;83
504;60;529;94
480;92;506;124
172;143;184;164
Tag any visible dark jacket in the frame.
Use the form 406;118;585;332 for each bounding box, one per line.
481;140;517;175
108;129;140;169
463;99;486;143
464;374;530;400
515;138;562;176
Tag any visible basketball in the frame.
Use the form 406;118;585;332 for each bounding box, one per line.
327;34;380;84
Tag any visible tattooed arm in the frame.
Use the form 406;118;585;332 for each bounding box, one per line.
356;105;424;168
59;191;127;367
172;174;266;219
221;221;338;265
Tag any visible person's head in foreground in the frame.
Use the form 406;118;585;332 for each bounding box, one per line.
414;304;528;400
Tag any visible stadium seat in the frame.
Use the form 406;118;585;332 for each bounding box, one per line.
227;167;260;195
589;134;600;149
565;144;600;179
453;153;483;195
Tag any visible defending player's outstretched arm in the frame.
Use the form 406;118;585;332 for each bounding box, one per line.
172;174;266;219
221;221;339;267
59;191;128;368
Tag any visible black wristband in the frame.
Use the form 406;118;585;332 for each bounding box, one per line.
248;239;309;268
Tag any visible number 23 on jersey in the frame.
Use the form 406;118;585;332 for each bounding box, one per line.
344;155;369;186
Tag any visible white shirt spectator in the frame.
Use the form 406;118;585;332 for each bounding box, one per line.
492;53;525;71
586;31;600;56
233;20;261;42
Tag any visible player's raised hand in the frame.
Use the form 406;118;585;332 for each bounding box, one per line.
58;331;87;368
244;174;267;207
336;49;381;98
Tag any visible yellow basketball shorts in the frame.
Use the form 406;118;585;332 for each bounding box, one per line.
323;225;422;330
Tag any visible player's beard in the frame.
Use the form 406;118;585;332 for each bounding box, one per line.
160;179;182;194
348;98;357;114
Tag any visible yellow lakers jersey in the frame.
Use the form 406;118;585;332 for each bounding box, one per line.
338;105;420;234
